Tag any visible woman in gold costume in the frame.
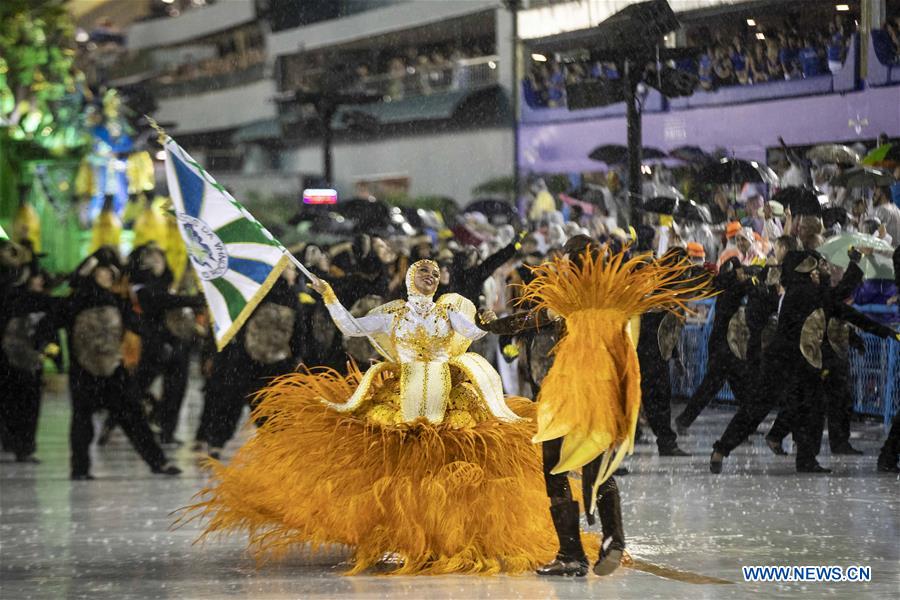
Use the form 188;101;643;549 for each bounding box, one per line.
188;259;589;575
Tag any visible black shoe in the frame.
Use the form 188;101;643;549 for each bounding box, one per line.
797;463;831;473
70;473;95;481
831;444;863;456
593;548;623;576
15;455;40;464
659;446;690;457
765;437;788;456
536;556;589;577
613;466;629;476
151;462;182;476
710;451;723;474
876;460;899;473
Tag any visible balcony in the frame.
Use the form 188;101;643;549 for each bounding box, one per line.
331;56;502;128
153;78;278;135
126;0;256;51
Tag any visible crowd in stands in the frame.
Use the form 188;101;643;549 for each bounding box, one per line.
523;15;860;108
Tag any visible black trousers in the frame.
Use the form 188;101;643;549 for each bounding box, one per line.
0;365;42;458
132;341;190;439
69;365;166;476
543;436;625;552
878;412;900;466
766;361;852;451
198;352;292;449
713;354;824;469
638;351;677;451
677;344;755;428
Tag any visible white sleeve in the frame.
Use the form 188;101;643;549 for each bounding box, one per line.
324;300;392;337
448;309;487;341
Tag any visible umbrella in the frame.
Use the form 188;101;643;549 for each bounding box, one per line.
819;232;895;280
831;166;895;189
697;158;779;186
675;199;712;223
806;144;860;167
640;197;712;223
861;143;900;167
771;186;822;217
668;145;710;163
588;144;668;164
463;198;520;226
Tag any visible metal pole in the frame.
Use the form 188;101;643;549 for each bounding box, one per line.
624;58;643;225
511;0;520;205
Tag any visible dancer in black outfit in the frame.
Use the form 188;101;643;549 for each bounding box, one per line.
127;243;204;445
675;258;756;432
63;248;180;480
198;266;306;458
0;242;58;462
710;251;831;474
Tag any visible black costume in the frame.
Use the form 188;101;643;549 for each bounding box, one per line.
127;244;204;444
0;243;57;461
438;239;519;306
637;309;685;454
63;249;176;479
197;277;305;453
676;259;756;430
712;251;831;473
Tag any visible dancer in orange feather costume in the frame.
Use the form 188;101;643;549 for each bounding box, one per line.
483;236;713;577
185;259;598;575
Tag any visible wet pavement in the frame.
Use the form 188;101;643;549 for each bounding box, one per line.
1;372;898;599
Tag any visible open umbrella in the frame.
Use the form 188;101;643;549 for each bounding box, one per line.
588;144;668;164
819;232;895;280
861;142;900;167
668;145;710;164
831;166;895;189
697;158;779;186
675;198;713;223
641;197;712;223
806;144;860;167
771;186;822;216
463;198;520;226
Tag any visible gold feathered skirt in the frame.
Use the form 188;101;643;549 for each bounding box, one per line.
185;365;597;575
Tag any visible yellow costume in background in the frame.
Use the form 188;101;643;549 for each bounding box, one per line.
187;260;596;575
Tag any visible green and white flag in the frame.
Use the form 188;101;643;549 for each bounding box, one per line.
162;135;290;350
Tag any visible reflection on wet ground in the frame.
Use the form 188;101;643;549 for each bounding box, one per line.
1;373;897;599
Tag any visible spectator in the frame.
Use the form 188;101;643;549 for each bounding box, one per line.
798;37;821;78
873;185;900;246
749;42;770;83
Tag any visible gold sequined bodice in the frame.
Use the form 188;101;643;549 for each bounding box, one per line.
389;303;455;363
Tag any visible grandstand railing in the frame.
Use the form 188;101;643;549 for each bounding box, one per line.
671;299;899;429
354;55;500;101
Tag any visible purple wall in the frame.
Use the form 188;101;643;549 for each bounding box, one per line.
519;86;900;174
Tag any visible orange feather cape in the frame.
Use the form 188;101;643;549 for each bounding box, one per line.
518;247;713;496
181;365;598;575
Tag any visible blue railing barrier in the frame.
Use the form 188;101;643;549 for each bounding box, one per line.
670;300;899;429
